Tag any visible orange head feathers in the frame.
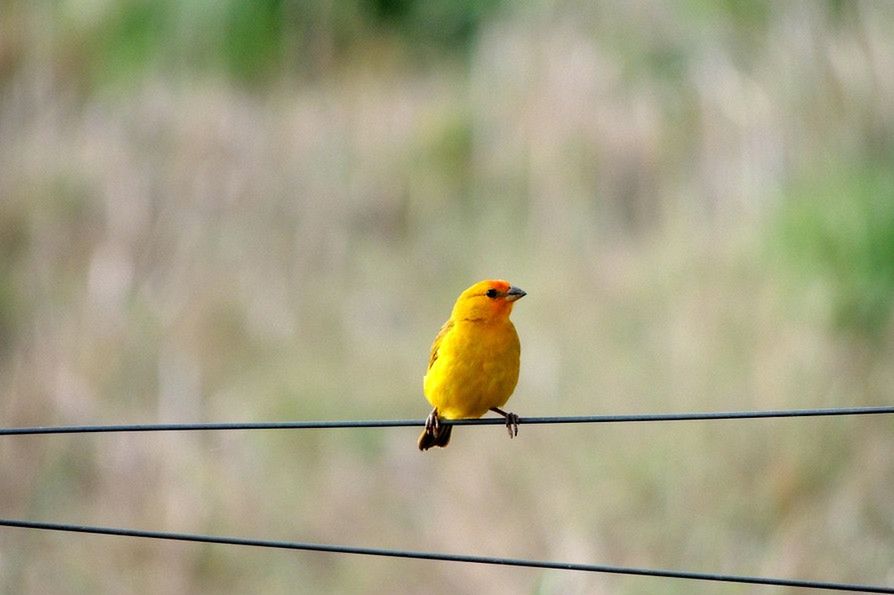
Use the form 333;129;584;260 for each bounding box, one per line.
450;279;526;323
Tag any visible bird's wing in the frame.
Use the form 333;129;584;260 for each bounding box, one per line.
428;319;454;370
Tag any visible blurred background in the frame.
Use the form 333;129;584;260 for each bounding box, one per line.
1;0;893;593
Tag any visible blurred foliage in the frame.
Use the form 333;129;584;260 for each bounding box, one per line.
59;0;353;85
47;0;502;87
683;0;772;27
370;0;503;52
0;200;29;355
775;157;894;341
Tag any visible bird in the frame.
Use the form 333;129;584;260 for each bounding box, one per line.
418;279;526;450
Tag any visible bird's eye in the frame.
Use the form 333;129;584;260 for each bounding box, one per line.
485;288;499;298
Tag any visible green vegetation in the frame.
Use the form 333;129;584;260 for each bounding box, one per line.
776;159;894;340
40;0;503;88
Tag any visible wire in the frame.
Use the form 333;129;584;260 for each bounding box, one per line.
1;518;890;593
1;405;892;436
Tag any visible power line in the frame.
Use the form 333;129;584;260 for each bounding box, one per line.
1;405;892;436
1;518;890;593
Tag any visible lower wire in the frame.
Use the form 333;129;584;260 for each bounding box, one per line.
1;518;891;593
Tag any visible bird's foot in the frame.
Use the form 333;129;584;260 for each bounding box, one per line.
490;407;519;438
418;408;444;451
504;412;519;438
424;409;441;434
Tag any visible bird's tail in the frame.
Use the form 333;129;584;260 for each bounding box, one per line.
417;423;452;450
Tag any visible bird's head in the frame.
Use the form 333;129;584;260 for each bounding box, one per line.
451;279;526;322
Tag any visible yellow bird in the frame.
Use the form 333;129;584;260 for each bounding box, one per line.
418;279;526;450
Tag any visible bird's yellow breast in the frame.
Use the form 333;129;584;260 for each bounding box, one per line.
423;319;520;419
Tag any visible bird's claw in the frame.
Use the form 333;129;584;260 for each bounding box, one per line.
490;407;519;439
425;409;440;434
505;412;519;438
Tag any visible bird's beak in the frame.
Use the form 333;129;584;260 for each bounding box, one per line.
505;286;526;302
